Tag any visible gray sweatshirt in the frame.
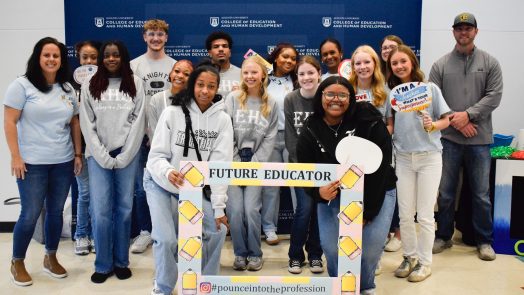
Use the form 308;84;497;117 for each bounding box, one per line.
146;98;234;218
80;76;146;169
130;54;176;100
218;64;241;98
225;90;278;162
147;89;172;139
429;47;503;144
284;89;314;163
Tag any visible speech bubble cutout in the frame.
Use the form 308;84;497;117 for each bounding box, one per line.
390;82;432;113
335;135;382;174
73;65;98;85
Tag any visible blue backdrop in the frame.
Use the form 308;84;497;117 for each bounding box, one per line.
64;0;422;235
65;0;422;70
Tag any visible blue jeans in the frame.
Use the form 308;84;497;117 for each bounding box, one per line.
12;160;74;259
318;189;396;292
133;137;152;234
144;171;227;295
74;156;92;239
227;185;263;258
436;139;493;244
88;150;140;273
288;187;322;262
261;131;286;233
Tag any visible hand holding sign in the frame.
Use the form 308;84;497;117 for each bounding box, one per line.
390;82;433;132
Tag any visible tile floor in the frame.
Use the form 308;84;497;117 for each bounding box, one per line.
1;233;522;294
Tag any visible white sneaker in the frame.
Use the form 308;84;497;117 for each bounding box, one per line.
394;256;418;278
265;231;280;245
74;237;90;255
131;230;153;254
90;239;96;254
407;263;432;282
151;280;167;295
385;236;402;252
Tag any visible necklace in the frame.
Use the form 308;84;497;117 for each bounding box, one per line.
326;119;343;137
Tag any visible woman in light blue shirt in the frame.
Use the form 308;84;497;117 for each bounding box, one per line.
4;37;82;287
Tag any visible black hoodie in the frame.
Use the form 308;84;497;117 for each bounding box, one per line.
297;101;396;221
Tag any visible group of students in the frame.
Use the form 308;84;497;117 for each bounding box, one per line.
5;17;476;295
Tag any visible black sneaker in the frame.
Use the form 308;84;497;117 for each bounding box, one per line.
309;259;324;274
288;259;302;274
91;271;113;284
114;267;132;280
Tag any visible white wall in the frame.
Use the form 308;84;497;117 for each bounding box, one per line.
0;0;523;222
420;0;524;139
0;0;65;221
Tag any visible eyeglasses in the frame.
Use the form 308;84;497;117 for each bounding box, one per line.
146;31;166;38
323;91;349;101
381;45;398;51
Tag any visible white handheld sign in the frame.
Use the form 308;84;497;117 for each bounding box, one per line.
335;135;382;174
390;82;432;112
73;65;98;85
338;59;352;80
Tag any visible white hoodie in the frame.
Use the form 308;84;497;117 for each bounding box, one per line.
146;97;234;218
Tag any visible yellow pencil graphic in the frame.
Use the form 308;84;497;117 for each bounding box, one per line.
340;165;363;189
339;201;363;225
179;201;203;224
182;269;197;295
340;271;356;295
180;236;202;261
339;236;361;260
180;163;204;187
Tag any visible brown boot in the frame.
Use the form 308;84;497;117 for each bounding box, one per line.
43;253;68;278
11;259;33;286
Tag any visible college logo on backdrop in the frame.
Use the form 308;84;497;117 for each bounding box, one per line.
94;17;104;28
267;45;275;55
210;17;219;27
322;17;332;27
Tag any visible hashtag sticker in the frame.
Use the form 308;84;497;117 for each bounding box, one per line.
200;282;212;293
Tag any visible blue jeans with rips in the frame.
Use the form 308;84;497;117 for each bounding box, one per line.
318;189;396;292
436;139;493;244
144;170;227;295
288;187;322;262
12;160;74;259
74;155;92;239
88;149;140;274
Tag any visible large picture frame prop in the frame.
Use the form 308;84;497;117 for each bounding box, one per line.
178;161;364;295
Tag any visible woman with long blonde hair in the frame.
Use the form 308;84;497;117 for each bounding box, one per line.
224;56;278;271
349;45;388;118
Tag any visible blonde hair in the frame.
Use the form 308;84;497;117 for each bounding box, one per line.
349;45;387;107
143;19;169;34
238;56;271;117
